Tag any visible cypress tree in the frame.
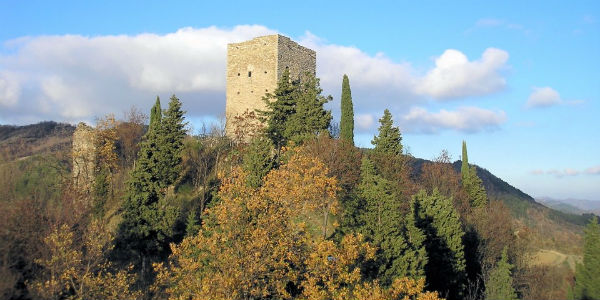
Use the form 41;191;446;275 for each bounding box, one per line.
358;158;427;285
413;189;466;299
461;140;469;182
461;141;487;207
371;109;402;156
340;74;354;145
286;74;332;144
485;247;517;300
575;216;600;299
150;96;162;132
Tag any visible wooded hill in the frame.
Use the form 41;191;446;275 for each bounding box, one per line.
1;73;598;300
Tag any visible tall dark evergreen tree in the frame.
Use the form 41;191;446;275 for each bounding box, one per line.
461;141;487;208
157;94;187;188
115;96;185;286
485;247;517;300
413;189;466;300
259;68;298;148
371;109;402;156
285;74;332;143
358;158;427;285
575;216;600;299
149;96;162;132
340;74;354;145
461;140;469;181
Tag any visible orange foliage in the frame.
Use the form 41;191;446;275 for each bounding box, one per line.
301;234;442;300
30;220;140;300
154;150;338;299
94;114;118;174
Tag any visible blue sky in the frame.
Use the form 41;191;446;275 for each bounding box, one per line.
1;0;599;200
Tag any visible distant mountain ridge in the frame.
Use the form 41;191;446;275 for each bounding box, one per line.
410;157;595;228
537;197;600;216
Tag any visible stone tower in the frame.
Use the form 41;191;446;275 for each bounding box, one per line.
225;34;316;136
72;122;96;190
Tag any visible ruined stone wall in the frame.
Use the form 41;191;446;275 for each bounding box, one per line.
225;34;316;137
72;122;96;190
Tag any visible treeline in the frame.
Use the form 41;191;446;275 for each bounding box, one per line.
0;71;599;300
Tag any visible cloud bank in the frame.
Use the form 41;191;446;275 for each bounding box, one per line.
531;165;600;177
0;25;509;134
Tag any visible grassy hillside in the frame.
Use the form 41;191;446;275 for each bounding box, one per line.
410;157;593;254
0;121;75;161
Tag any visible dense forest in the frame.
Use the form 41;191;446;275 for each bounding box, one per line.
1;70;599;300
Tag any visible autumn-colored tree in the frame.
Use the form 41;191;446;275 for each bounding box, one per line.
261;149;340;238
300;135;362;235
30;220;140;300
116;106;147;168
95;114;119;175
0;196;48;299
301;234;442;300
521;264;571;300
229;109;264;145
420;151;460;198
154;150;339;299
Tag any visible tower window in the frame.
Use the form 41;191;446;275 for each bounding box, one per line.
264;71;267;74
248;71;252;77
237;73;240;76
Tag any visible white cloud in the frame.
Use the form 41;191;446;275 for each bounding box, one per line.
0;26;509;135
401;106;506;134
0;25;275;123
0;71;20;107
585;166;600;175
526;86;561;108
355;113;375;130
415;48;509;99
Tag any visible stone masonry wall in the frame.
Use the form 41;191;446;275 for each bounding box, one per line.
225;34;316;136
276;35;316;82
72;122;96;190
